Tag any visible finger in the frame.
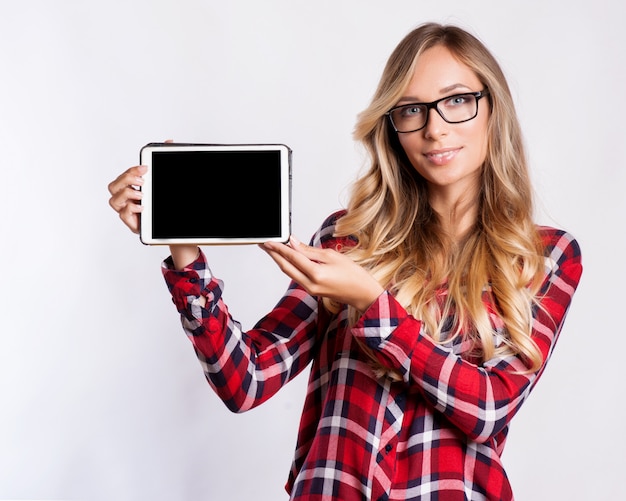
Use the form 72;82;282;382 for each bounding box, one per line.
262;241;307;270
261;245;312;286
262;241;325;282
107;165;147;196
117;198;143;234
264;240;321;274
108;185;143;212
289;236;336;265
289;235;325;256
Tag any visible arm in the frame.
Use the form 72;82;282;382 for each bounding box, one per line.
163;249;322;414
352;230;583;442
109;163;322;412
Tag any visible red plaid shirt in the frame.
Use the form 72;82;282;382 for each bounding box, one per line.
162;211;582;500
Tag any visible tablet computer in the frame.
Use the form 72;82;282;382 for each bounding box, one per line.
139;142;292;245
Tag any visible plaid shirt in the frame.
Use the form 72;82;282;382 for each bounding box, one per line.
162;211;582;501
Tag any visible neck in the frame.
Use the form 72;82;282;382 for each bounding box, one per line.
428;186;479;243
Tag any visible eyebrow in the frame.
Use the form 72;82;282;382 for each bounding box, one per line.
397;83;473;104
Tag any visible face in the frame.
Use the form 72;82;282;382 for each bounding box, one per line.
395;45;490;205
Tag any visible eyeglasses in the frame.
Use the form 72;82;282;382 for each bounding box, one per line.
386;90;489;133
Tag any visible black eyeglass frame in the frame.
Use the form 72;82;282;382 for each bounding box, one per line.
386;89;490;133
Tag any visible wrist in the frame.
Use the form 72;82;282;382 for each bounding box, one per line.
169;245;200;270
354;285;384;314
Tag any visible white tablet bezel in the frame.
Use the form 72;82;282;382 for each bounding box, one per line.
139;142;292;245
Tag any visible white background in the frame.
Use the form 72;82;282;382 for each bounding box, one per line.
0;1;623;500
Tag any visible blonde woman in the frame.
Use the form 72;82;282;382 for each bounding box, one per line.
109;22;582;501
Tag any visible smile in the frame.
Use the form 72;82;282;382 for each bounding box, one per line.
424;148;461;165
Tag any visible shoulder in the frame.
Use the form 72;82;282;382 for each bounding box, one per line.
537;226;582;263
309;209;357;250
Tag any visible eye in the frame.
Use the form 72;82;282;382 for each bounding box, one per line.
444;94;471;107
399;105;425;117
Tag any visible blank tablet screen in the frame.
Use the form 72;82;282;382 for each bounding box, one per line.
139;143;291;244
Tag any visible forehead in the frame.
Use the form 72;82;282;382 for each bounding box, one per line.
404;45;482;100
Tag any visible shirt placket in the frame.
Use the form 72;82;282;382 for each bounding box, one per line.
371;389;405;500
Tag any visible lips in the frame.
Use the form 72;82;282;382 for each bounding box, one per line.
424;147;461;166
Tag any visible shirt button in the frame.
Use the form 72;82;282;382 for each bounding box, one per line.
385;444;393;454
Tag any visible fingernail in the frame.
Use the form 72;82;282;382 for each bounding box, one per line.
290;235;301;246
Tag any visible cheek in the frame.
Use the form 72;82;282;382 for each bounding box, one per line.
397;135;420;161
466;119;489;163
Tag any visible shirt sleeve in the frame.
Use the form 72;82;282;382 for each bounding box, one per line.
162;251;321;413
351;229;583;443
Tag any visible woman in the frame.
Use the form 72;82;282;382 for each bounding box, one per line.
108;22;582;500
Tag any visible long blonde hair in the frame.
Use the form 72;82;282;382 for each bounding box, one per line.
332;23;545;372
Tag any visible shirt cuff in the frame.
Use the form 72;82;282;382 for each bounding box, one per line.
352;290;420;378
161;250;222;320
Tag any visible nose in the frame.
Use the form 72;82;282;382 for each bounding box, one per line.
423;106;448;139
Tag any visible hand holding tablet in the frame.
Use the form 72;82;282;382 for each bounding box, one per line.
138;142;292;245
